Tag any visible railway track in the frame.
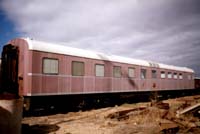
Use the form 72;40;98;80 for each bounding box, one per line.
23;88;200;117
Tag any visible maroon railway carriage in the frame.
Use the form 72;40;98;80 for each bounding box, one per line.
195;77;200;89
0;38;195;110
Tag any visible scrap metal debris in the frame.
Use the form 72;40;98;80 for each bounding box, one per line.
177;103;200;117
106;107;147;121
159;121;179;134
22;95;200;134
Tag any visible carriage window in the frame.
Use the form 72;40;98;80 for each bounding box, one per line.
179;73;183;79
141;69;146;79
152;70;157;78
161;71;166;78
72;61;84;76
168;72;172;79
128;67;135;78
95;64;104;77
188;75;192;80
174;73;178;79
43;58;59;74
113;66;121;77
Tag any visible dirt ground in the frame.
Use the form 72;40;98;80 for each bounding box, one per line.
22;95;200;134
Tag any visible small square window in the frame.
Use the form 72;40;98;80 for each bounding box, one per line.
128;68;135;78
43;58;59;74
174;73;177;79
113;66;121;77
161;71;166;78
188;75;192;80
168;72;172;79
179;73;183;79
152;70;157;78
141;69;146;79
95;64;104;77
72;61;84;76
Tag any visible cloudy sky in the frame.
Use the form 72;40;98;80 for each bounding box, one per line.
0;0;200;76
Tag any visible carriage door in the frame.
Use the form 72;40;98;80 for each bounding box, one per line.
1;44;19;95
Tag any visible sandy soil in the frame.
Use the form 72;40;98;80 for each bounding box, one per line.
22;95;200;134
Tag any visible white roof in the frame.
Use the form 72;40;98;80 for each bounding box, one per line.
24;38;194;73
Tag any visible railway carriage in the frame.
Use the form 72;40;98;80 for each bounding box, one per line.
0;38;195;111
195;77;200;89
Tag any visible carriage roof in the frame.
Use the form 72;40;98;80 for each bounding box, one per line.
23;38;194;73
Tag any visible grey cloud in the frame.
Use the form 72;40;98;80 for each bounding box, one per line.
1;0;200;76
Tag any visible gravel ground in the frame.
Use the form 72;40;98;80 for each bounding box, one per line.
22;95;200;134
